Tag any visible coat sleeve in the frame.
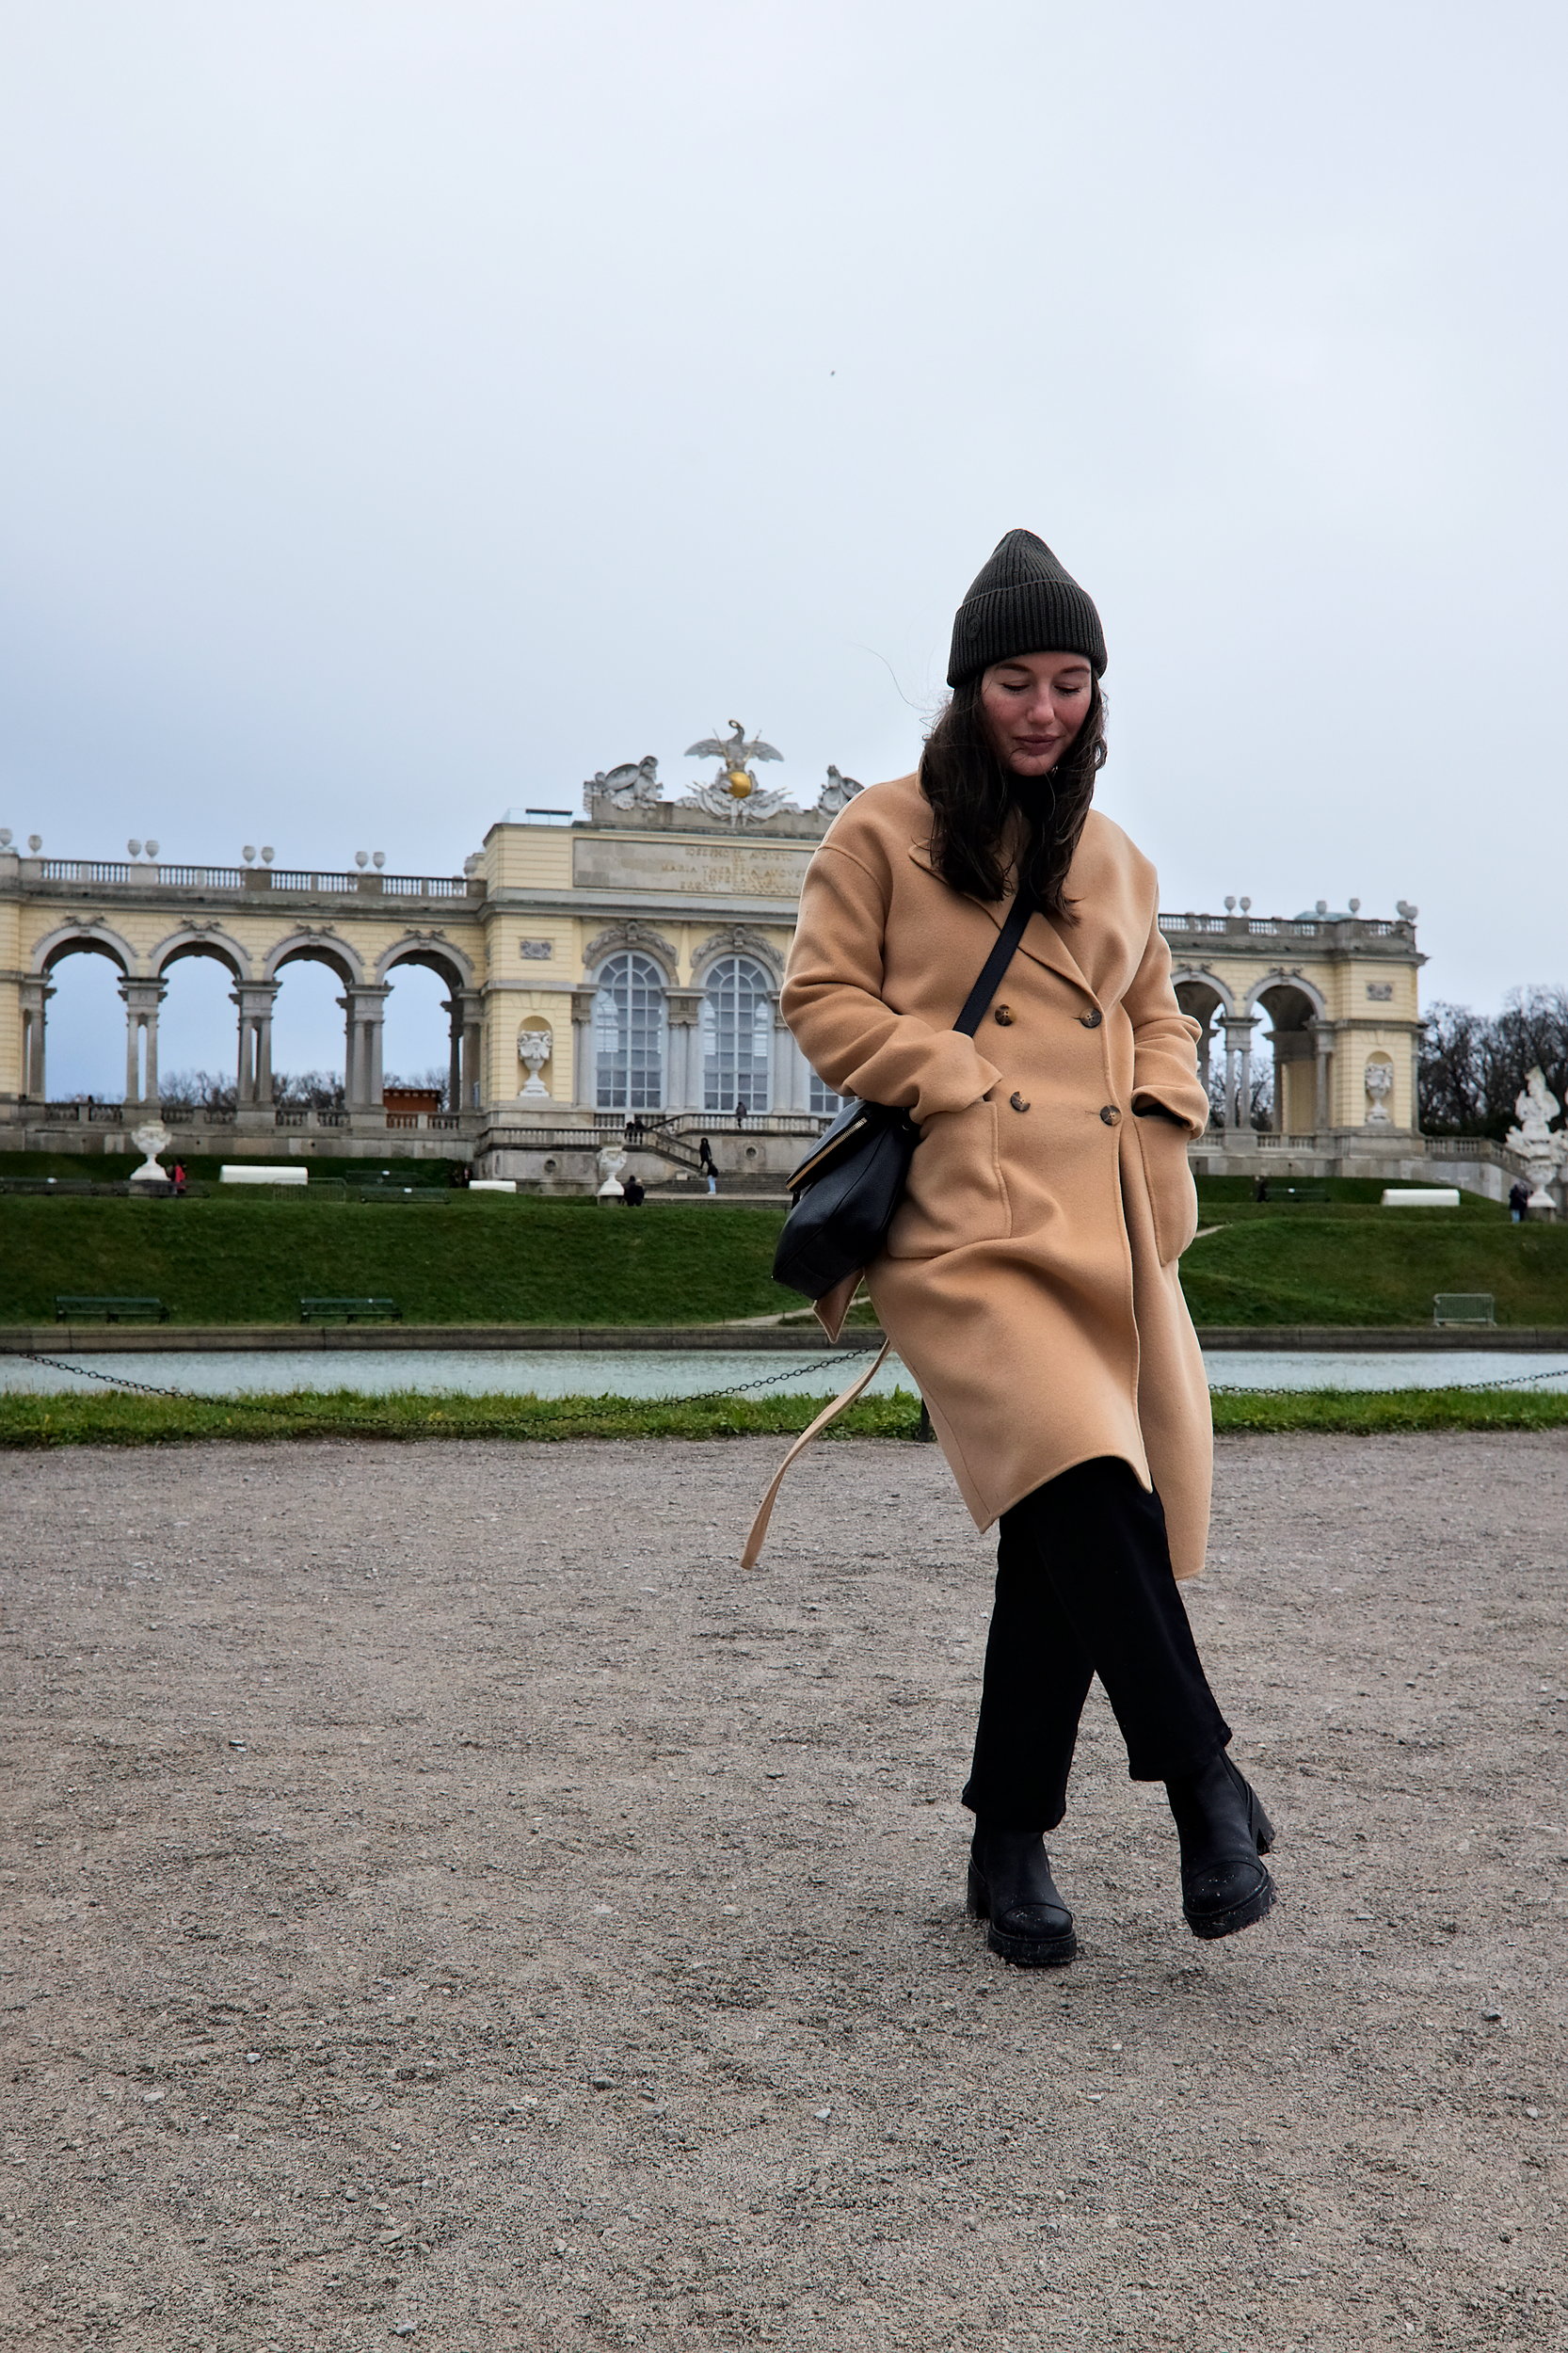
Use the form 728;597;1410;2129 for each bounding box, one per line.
781;843;1002;1121
1124;904;1210;1136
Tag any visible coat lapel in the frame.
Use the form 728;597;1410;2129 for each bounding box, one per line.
907;841;1095;1001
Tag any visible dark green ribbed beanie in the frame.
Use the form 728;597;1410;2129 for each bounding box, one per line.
947;528;1107;685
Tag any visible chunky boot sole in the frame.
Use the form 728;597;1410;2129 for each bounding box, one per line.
1182;1793;1276;1942
967;1859;1078;1968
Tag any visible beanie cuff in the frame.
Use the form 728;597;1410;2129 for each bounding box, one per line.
947;578;1107;684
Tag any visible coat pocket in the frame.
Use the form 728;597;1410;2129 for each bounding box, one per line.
1134;1108;1199;1264
884;1096;1010;1259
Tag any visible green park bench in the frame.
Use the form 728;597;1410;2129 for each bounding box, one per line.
354;1184;448;1205
1432;1293;1496;1328
1268;1183;1331;1204
55;1294;169;1323
299;1296;404;1323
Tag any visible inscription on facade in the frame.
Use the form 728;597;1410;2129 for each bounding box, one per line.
573;836;815;900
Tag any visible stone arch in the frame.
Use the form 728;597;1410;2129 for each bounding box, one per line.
1170;966;1233;1101
584;920;678;983
24;927;137;1105
1244;968;1327;1021
264;931;364;986
374;936;475;989
692;923;784;986
376;939;480;1112
1251;974;1330;1137
152;926;249;981
33;921;135;976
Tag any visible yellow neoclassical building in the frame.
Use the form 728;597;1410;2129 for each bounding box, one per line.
0;760;1464;1188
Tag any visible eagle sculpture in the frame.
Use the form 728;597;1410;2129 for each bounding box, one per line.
683;721;792;823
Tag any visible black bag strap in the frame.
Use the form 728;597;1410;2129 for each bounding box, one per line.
952;888;1038;1038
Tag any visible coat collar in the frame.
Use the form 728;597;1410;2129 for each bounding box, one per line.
907;839;1095;1000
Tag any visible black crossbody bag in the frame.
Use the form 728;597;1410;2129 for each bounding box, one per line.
772;888;1039;1301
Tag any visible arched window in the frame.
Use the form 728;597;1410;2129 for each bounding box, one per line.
594;952;665;1112
702;954;773;1113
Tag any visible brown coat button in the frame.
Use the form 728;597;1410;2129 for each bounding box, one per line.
1080;1007;1103;1029
994;1004;1015;1026
1010;1092;1031;1112
1099;1105;1120;1125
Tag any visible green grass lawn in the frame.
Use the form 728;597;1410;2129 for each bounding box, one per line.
3;1385;1565;1449
3;1176;1560;1329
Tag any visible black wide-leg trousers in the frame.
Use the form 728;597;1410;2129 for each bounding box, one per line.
961;1455;1231;1833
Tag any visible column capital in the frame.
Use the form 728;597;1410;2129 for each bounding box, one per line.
118;975;168;1012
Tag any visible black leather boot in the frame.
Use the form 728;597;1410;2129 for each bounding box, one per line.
967;1824;1078;1966
1165;1749;1275;1941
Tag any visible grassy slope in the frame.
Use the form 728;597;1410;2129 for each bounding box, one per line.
0;1193;789;1325
5;1184;1565;1329
1179;1214;1568;1326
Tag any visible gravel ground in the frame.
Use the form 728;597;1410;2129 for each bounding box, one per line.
2;1433;1564;2352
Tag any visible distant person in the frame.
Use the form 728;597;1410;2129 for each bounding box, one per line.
171;1161;187;1196
1509;1177;1531;1223
625;1114;646;1142
777;525;1272;1967
621;1174;646;1208
733;1097;748;1128
697;1136;717;1194
1253;1175;1269;1203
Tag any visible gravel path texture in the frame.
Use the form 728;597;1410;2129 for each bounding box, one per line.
2;1433;1564;2352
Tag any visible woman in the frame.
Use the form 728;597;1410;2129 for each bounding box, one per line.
780;528;1274;1966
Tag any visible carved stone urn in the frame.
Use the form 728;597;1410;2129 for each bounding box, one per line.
128;1118;173;1185
518;1026;553;1100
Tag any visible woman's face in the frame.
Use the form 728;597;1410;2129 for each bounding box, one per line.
979;651;1095;777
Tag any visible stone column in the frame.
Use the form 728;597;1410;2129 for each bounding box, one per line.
441;995;462;1111
458;992;483;1112
773;1008;804;1112
570;985;598;1112
118;976;168;1106
20;977;53;1099
232;982;280;1108
1312;1019;1335;1134
339;984;391;1111
1222;1014;1257;1137
664;988;703;1113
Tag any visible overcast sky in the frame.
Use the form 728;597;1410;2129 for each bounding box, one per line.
6;1;1564;1087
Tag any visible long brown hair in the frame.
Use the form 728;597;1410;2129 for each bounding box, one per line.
919;674;1106;917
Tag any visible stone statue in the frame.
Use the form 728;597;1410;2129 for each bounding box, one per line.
1505;1064;1565;1209
596;1143;628;1197
817;764;863;814
518;1026;552;1099
683;722;793;824
1363;1058;1395;1126
587;755;663;808
128;1118;173;1185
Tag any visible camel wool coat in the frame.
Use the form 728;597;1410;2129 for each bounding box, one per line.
780;773;1214;1579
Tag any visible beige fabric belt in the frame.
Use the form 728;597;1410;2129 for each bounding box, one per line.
740;1339;892;1569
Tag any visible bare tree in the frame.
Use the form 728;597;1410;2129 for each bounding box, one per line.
158;1067;236;1111
1419;987;1568;1137
1417;1003;1490;1134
